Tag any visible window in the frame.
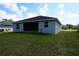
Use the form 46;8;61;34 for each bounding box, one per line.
44;22;48;27
8;28;10;30
6;29;7;31
0;29;4;32
16;24;19;29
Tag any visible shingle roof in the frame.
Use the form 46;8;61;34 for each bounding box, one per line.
14;16;61;25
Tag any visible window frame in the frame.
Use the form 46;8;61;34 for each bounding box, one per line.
16;23;19;29
44;22;48;28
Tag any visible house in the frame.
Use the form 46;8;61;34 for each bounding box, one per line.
76;24;79;29
76;24;79;31
13;16;62;34
0;19;13;32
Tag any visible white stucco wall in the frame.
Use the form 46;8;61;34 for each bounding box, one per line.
13;23;23;32
55;21;62;34
38;21;56;34
13;21;61;34
38;21;61;34
0;27;13;32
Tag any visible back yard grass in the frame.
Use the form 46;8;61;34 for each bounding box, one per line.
0;31;79;56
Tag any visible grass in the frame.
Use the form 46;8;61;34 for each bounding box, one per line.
62;29;78;31
0;31;79;56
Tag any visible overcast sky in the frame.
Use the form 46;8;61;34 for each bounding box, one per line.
0;3;79;25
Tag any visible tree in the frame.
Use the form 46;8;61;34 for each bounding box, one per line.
1;19;13;26
66;24;74;29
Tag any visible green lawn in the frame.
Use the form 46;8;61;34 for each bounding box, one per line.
62;29;78;31
0;31;79;56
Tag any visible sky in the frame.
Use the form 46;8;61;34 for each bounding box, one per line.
0;3;79;25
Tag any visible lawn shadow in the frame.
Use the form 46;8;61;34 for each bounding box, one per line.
14;32;51;35
3;32;52;36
